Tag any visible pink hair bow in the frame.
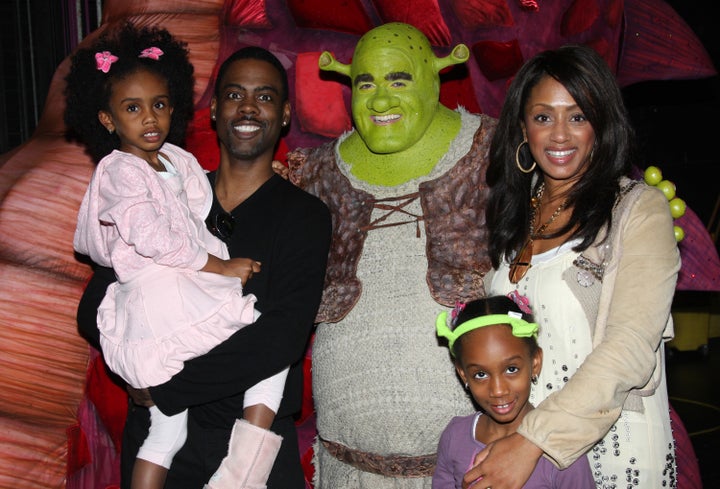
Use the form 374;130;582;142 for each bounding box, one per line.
507;290;533;315
95;51;119;73
450;301;466;325
139;47;164;60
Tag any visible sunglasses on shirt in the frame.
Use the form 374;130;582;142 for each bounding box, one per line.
206;210;235;242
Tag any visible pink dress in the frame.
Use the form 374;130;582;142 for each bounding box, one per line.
74;143;257;388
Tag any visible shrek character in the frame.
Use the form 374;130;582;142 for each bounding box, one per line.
288;22;496;488
320;22;468;185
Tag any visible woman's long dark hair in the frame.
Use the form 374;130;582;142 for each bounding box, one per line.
485;45;635;268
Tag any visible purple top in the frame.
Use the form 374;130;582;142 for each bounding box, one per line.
433;413;595;489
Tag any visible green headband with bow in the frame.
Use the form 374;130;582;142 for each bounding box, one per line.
436;311;538;356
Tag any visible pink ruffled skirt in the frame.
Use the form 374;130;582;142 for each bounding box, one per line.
98;264;257;388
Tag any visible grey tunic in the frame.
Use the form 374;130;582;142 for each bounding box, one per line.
312;113;482;489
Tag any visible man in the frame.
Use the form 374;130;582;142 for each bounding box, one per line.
77;46;331;488
287;23;496;488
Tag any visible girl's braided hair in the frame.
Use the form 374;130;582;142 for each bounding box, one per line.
64;22;195;162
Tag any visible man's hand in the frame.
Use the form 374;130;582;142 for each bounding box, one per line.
462;433;542;489
127;385;155;407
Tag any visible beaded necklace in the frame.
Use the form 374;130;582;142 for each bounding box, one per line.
508;183;567;284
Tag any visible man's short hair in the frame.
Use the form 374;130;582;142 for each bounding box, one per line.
214;46;289;102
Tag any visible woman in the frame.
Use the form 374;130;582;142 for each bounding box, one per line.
474;45;680;488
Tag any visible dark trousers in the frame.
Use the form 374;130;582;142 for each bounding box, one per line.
121;401;305;489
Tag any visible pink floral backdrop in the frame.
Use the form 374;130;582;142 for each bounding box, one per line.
0;1;716;488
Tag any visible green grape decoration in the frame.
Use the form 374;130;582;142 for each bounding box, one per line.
643;165;686;242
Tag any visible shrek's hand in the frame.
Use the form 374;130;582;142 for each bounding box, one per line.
271;160;289;179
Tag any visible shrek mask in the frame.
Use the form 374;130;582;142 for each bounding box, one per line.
320;23;469;186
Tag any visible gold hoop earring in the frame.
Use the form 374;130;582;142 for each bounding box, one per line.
515;140;536;174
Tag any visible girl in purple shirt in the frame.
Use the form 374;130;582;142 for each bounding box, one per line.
434;295;594;488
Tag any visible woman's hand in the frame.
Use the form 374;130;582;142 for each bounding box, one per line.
462;433;542;489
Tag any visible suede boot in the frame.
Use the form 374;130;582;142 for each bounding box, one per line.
205;419;283;489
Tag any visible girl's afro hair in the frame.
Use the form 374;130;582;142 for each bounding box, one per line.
64;22;195;162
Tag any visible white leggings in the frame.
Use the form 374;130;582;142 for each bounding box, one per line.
244;367;289;412
137;366;289;468
137;406;188;468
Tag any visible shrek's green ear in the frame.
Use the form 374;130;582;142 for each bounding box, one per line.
433;44;470;73
319;51;351;78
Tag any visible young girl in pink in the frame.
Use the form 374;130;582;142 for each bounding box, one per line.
433;295;594;488
66;23;284;489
